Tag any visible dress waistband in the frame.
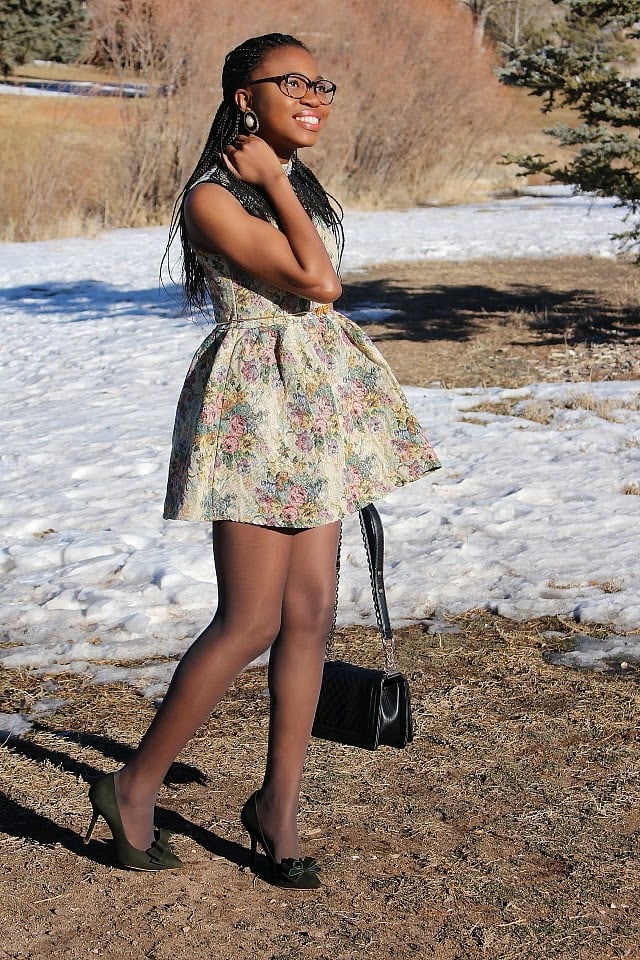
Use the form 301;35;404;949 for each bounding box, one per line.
214;303;330;331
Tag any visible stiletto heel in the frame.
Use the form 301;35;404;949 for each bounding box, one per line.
84;809;100;844
240;791;321;889
84;773;182;871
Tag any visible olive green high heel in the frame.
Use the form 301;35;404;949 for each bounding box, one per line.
84;773;182;871
240;791;321;889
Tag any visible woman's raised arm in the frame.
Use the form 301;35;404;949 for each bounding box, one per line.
184;135;342;303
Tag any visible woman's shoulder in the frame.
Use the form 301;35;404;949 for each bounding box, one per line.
190;161;235;192
188;161;275;224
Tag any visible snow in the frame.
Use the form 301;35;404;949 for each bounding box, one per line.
342;193;626;266
1;192;639;720
0;82;70;98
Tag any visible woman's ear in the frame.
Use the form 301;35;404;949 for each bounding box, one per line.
234;89;251;112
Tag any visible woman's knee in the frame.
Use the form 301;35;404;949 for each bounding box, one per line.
205;610;281;660
282;586;336;639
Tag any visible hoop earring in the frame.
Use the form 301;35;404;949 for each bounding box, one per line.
242;109;259;133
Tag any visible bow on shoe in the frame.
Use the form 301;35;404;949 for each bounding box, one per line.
147;829;183;868
152;827;172;853
280;857;321;882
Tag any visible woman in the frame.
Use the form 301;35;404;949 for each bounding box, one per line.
84;32;440;888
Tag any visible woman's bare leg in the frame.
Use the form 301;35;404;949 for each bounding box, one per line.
255;521;341;862
115;521;296;850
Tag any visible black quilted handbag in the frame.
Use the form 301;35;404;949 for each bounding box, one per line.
311;504;414;750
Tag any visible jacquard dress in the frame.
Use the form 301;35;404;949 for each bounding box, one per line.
163;163;441;528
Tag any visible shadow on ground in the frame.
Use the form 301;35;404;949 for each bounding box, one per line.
0;724;247;869
340;258;640;346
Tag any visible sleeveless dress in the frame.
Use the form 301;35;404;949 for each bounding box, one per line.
163;164;441;528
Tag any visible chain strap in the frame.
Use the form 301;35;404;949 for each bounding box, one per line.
325;524;341;660
325;508;396;673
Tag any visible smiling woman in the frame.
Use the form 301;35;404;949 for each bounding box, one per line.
178;36;345;308
183;42;342;303
83;32;440;889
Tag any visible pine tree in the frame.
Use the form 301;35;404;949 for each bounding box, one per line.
500;0;640;254
0;0;87;76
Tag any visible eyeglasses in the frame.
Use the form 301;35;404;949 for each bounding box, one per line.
246;73;337;105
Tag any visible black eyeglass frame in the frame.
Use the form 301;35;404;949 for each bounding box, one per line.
245;73;337;105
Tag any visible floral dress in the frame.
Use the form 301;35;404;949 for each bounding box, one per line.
163;164;440;528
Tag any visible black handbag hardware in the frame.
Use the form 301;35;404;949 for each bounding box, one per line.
311;503;414;750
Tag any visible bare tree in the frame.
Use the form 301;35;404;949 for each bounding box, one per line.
459;0;556;47
459;0;498;46
487;0;557;47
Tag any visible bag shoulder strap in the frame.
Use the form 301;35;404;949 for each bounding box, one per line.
359;504;397;672
326;504;396;672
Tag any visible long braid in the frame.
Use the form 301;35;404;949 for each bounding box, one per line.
290;157;344;264
162;33;344;316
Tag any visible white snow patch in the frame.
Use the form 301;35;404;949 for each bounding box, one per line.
1;195;638;710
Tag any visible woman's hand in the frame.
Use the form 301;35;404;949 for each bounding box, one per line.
221;135;285;189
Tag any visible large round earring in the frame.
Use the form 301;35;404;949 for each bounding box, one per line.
242;109;259;133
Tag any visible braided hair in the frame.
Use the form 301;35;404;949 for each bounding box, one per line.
165;33;344;316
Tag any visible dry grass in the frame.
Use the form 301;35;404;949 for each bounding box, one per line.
547;579;624;594
0;94;121;240
1;612;639;959
563;392;639;420
12;62;118;82
587;580;624;594
460;392;639;425
0;88;195;240
622;482;640;496
516;400;555;423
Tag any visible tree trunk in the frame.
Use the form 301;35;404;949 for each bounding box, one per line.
473;7;492;48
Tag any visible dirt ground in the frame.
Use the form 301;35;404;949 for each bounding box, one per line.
341;256;640;388
1;257;639;960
